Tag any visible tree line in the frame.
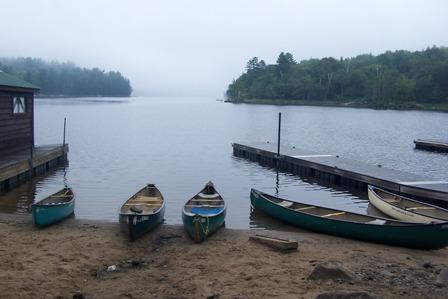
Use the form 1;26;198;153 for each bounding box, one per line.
0;57;132;97
226;46;448;108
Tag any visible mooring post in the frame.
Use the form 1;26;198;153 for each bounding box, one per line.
62;117;66;163
277;112;281;156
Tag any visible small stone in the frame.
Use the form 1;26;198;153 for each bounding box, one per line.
73;291;85;299
106;265;118;272
423;262;433;269
308;264;353;282
436;268;448;287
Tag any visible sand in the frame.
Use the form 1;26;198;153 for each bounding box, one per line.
0;213;447;299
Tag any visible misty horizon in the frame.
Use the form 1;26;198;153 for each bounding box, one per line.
1;0;447;97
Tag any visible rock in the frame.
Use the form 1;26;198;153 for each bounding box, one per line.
436;268;448;287
106;265;118;272
308;264;353;282
422;262;433;269
315;291;375;299
73;291;85;299
380;270;395;278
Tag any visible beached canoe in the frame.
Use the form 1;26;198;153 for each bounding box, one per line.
182;181;226;243
119;184;165;241
31;188;75;227
250;188;448;249
368;185;448;223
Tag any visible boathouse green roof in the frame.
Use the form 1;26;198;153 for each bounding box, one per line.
0;71;40;91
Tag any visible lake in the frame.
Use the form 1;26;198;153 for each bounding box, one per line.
1;96;447;228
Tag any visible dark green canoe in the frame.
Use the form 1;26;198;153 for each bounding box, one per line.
119;184;165;241
31;188;75;227
182;181;226;243
250;189;448;249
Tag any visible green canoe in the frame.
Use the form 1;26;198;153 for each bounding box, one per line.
250;189;448;249
31;188;75;227
119;184;165;241
182;181;226;243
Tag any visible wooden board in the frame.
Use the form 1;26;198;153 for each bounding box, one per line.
249;234;298;251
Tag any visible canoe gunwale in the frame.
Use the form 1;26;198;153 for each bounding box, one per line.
32;188;74;207
120;184;165;217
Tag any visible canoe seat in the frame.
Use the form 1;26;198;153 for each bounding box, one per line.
406;206;436;211
384;198;401;203
295;206;315;211
322;212;346;218
123;203;162;206
278;201;293;208
185;204;224;208
191;199;222;202
198;192;219;199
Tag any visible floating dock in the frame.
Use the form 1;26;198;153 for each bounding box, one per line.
414;139;448;153
0;144;68;194
233;142;448;205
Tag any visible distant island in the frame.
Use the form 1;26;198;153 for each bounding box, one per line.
0;57;132;97
226;46;448;111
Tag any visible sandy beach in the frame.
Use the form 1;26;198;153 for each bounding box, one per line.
0;213;447;299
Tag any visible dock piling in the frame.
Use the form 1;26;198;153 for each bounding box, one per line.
277;112;281;157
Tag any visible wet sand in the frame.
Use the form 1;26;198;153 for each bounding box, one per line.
0;213;447;299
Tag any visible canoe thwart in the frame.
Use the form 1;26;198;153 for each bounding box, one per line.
249;234;298;252
295;206;316;211
322;211;346;218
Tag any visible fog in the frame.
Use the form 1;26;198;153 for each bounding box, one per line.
1;0;447;96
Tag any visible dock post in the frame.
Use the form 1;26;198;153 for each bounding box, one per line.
277;112;281;157
62;117;66;163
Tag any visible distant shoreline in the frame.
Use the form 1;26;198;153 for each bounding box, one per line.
225;99;448;113
35;94;132;98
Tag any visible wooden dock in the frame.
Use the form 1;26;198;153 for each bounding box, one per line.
414;139;448;153
233;142;448;205
0;144;68;194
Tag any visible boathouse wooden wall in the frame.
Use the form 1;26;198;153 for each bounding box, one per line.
0;88;34;157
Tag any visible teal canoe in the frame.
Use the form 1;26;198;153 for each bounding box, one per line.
31;188;75;227
250;189;448;249
119;184;165;241
182;181;226;243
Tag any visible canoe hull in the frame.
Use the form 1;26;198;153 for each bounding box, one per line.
119;206;165;241
32;200;75;228
250;189;448;249
368;186;446;223
182;209;226;243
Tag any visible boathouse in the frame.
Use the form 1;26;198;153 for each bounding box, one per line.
0;71;39;156
0;71;68;194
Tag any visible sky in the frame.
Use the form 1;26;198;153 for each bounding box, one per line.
1;0;447;96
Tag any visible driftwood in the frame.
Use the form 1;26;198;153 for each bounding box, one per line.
249;234;298;252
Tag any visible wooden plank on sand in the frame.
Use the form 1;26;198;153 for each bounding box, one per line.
249;234;298;251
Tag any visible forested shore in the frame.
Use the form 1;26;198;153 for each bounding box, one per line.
226;46;448;110
0;57;132;97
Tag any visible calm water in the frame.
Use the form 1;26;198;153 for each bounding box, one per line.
1;97;447;228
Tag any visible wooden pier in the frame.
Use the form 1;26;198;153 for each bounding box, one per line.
0;144;68;194
233;142;448;205
414;139;448;153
